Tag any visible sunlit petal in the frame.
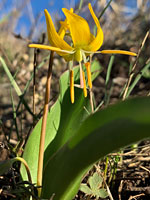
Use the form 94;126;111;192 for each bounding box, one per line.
83;49;137;57
86;3;104;52
29;44;74;54
100;50;137;56
62;8;91;48
44;9;73;51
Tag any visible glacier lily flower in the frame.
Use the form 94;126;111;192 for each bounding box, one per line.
29;3;137;103
29;3;136;61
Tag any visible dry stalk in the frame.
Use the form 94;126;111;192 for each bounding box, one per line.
37;51;54;196
122;30;150;100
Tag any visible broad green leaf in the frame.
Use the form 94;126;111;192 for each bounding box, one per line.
42;97;150;200
80;184;92;195
20;98;61;184
21;62;102;184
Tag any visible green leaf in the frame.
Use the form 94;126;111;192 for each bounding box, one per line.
80;173;107;199
21;62;102;184
89;172;103;191
41;97;150;200
21;98;61;184
43;70;91;164
97;189;108;198
80;184;92;195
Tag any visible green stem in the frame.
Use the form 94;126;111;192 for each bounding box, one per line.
104;156;109;184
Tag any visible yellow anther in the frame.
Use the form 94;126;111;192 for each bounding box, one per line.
82;70;87;97
70;70;74;103
85;62;92;89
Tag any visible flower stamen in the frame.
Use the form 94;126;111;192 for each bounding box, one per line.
79;62;84;88
85;62;92;89
70;70;74;103
82;70;87;98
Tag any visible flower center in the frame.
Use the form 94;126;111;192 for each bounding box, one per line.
74;48;82;62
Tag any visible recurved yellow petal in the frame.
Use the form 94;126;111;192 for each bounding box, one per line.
100;50;137;56
86;3;104;52
44;9;73;51
29;44;74;54
62;8;91;48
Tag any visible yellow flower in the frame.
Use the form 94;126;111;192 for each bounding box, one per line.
29;3;137;103
29;3;136;61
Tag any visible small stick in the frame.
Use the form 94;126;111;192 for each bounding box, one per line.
118;180;124;200
89;88;94;113
33;49;38;115
128;193;145;200
89;56;94;113
37;51;54;196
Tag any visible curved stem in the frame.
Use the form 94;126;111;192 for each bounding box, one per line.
15;157;32;183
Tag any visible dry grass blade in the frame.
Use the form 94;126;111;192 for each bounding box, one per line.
122;30;150;100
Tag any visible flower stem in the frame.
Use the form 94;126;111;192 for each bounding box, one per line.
37;51;54;196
